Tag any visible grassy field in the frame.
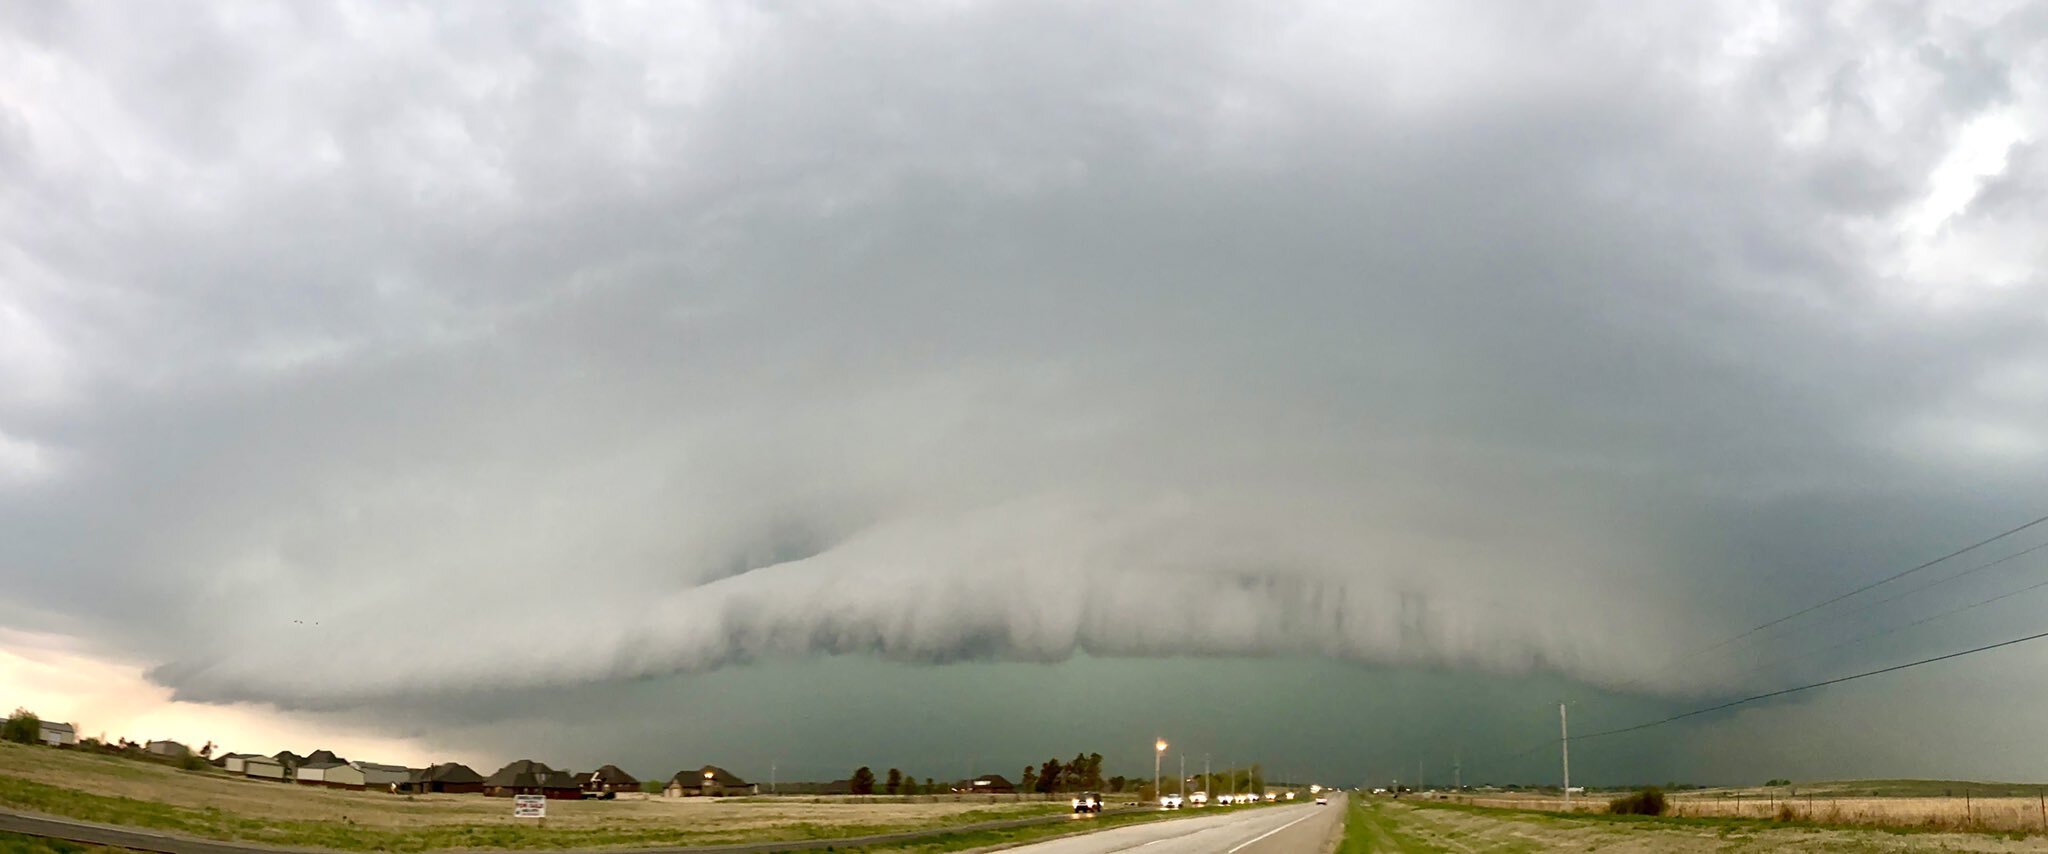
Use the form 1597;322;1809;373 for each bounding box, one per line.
1337;796;2048;852
0;741;1112;851
1453;783;2048;834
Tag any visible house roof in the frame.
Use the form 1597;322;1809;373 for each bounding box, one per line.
300;760;349;770
303;749;346;765
356;762;410;773
417;762;485;784
484;760;578;790
667;765;750;788
274;751;303;764
243;755;285;766
39;722;75;734
580;764;640;787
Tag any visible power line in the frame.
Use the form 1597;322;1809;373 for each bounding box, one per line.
1580;624;2048;742
1761;538;2048;649
1643;513;2048;677
1746;571;2048;678
1466;621;2048;780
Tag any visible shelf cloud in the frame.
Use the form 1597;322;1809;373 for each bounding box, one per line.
4;0;2047;746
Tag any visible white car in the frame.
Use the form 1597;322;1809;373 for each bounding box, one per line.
1160;793;1184;809
1190;791;1208;806
1315;796;1329;805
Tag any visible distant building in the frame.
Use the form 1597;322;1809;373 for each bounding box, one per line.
357;762;412;790
144;740;189;758
483;760;581;799
37;721;75;748
408;762;486;794
297;760;350;787
579;764;641;796
273;750;304;772
241;755;291;782
217;753;262;774
663;765;758;797
953;775;1017;794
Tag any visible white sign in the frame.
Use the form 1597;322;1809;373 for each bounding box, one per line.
513;794;547;818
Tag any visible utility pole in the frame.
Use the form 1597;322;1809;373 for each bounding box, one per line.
1204;755;1210;797
1179;754;1185;799
1453;751;1461;791
771;762;777;795
1418;759;1424;792
1560;703;1572;810
1155;738;1167;803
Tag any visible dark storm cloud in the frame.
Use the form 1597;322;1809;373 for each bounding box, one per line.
4;0;2048;773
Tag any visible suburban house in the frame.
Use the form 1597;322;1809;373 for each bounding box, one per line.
297;759;350;786
357;762;412;791
407;762;485;794
303;749;345;765
273;750;304;772
242;755;291;782
144;740;189;758
663;765;758;797
217;753;262;774
578;764;640;796
37;721;75;747
483;760;582;799
953;775;1018;794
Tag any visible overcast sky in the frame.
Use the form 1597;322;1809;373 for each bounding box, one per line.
5;0;2048;787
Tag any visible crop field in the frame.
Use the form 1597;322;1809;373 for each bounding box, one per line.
0;742;1092;851
1341;797;2048;852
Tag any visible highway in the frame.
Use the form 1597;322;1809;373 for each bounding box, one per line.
1002;798;1345;853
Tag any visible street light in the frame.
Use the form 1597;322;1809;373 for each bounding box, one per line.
1154;738;1167;805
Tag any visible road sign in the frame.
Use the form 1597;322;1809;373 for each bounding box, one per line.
513;794;546;818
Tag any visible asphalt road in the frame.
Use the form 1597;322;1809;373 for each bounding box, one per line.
1002;798;1344;854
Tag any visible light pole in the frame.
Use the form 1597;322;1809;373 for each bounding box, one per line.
1154;738;1167;804
1179;754;1185;800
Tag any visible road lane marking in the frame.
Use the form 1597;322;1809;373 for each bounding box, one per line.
1224;809;1319;854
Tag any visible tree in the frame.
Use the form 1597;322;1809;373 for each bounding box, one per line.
925;777;936;793
1020;766;1039;793
1037;759;1062;793
851;766;876;795
199;741;216;759
1108;775;1127;793
1;708;39;745
1085;753;1104;789
886;768;903;795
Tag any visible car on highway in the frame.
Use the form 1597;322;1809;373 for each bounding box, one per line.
1315;795;1329;805
1189;791;1207;806
1159;793;1184;809
1071;791;1104;813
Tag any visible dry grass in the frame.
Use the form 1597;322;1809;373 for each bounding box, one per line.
0;742;1073;850
1446;787;2048;834
1377;799;2048;852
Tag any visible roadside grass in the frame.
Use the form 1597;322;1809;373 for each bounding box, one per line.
1408;798;2035;840
851;807;1199;852
0;773;1074;852
1339;799;1451;853
0;831;123;854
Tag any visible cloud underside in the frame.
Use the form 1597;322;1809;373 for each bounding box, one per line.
1;1;2045;713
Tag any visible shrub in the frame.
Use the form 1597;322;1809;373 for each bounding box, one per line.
1765;778;1791;787
1607;786;1667;816
1;708;40;745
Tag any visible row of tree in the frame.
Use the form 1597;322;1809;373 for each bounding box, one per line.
1019;752;1109;793
846;766;943;795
